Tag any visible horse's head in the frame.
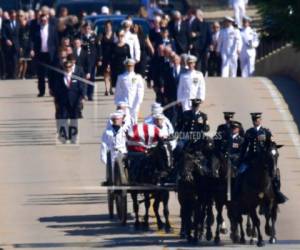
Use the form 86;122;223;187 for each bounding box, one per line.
265;141;283;177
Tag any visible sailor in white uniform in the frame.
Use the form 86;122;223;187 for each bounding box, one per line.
177;55;206;111
114;58;145;123
240;16;259;77
217;16;242;78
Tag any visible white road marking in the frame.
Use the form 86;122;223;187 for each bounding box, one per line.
260;77;300;158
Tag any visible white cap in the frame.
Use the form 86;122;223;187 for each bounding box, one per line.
101;6;109;15
117;101;129;107
123;58;136;66
151;102;162;113
187;55;197;63
121;19;133;26
152;107;163;116
243;15;252;22
153;113;165;119
110;110;124;119
224;16;235;22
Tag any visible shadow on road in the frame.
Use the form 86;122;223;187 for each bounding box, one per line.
27;193;108;206
271;76;300;133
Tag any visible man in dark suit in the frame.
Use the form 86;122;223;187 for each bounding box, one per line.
54;58;86;144
168;11;189;55
80;22;101;101
1;10;20;79
162;54;185;126
189;9;212;75
73;37;91;79
30;13;58;97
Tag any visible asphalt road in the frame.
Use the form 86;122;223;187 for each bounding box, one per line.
0;77;300;250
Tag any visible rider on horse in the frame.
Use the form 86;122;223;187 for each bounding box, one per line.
176;98;209;148
238;112;288;204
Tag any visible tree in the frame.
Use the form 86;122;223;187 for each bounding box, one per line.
253;0;300;48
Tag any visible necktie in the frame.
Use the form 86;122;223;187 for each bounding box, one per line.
67;76;72;88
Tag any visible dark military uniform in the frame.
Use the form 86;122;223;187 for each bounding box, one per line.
178;110;209;134
228;133;244;170
241;126;272;161
81;32;101;100
177;109;210;150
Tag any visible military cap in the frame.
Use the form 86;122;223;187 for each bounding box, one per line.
224;16;235;22
187;55;197;63
251;112;262;120
231;120;241;129
121;19;133;26
153;113;165;120
110;111;124;119
243;15;252;22
223;112;235;119
191;98;202;105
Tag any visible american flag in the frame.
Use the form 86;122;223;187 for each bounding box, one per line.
126;123;162;152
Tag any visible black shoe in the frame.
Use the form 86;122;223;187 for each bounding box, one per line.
37;93;44;97
276;191;288;204
88;96;93;101
104;91;108;96
109;89;114;95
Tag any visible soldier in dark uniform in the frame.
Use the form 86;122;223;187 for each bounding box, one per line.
80;22;102;101
215;112;244;153
239;113;287;204
227;121;245;172
177;98;209;148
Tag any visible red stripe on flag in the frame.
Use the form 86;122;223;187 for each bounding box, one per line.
143;123;149;145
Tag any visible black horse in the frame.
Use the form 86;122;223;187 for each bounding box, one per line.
127;139;173;231
209;149;241;244
231;141;282;247
177;138;214;243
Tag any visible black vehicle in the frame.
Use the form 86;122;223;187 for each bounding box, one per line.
94;16;150;35
55;0;112;16
84;14;127;24
0;0;22;10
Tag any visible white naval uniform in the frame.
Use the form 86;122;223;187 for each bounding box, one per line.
240;26;259;77
114;71;144;122
100;123;127;168
229;0;248;28
177;69;206;111
124;31;141;62
217;25;242;77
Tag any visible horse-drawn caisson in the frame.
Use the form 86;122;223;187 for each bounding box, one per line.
101;100;288;247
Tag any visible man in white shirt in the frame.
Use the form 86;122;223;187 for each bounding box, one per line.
177;55;206;111
217;16;242;78
122;19;141;63
115;59;144;123
229;0;248;29
240;16;259;77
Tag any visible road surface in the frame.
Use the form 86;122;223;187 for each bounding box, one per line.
0;77;300;249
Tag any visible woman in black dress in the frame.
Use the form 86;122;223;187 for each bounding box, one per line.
18;17;31;79
100;20;115;96
110;30;130;88
132;24;154;78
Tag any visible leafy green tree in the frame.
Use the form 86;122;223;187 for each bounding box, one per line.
253;0;300;48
